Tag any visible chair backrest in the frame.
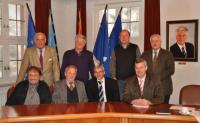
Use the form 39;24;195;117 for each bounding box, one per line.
179;85;200;105
7;86;15;99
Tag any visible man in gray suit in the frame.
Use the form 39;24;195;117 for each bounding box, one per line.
52;65;88;103
141;34;175;104
123;58;164;106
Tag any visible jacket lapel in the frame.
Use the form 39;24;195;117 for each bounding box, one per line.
33;48;41;68
43;46;50;72
61;80;68;103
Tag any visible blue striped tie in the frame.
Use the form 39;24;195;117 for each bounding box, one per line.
98;81;104;102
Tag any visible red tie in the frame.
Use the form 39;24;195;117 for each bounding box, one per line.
69;82;74;91
39;49;43;70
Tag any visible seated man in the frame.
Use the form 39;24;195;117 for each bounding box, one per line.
86;65;120;102
6;66;52;105
123;58;164;106
52;65;88;103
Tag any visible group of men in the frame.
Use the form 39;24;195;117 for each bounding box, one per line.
6;28;176;106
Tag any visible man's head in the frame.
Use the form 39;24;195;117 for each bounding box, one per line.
94;65;105;80
119;29;130;46
27;66;42;84
65;65;77;82
135;58;148;78
34;32;46;49
176;26;188;46
150;34;161;50
75;34;86;51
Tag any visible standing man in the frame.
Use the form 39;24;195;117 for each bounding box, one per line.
52;65;88;103
61;34;95;83
123;58;164;106
17;32;60;86
170;26;194;58
141;34;175;104
110;29;141;100
86;65;120;102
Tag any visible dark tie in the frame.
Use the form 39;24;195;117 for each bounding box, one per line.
181;47;187;58
69;82;74;91
39;49;43;70
153;51;157;71
98;81;104;102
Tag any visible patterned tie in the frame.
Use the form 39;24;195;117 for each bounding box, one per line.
98;81;104;102
181;47;187;58
69;82;74;91
39;49;43;70
139;79;143;95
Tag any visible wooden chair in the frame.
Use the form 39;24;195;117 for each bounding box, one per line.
179;85;200;105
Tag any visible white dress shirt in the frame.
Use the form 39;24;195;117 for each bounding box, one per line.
37;47;45;57
137;74;146;93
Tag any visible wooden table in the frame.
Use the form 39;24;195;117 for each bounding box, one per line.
0;102;198;123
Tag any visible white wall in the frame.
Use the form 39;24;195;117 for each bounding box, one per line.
160;0;200;104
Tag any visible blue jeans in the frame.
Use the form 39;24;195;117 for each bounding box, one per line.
117;80;125;100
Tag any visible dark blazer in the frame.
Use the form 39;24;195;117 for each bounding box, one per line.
6;80;52;105
86;77;120;102
123;75;164;104
170;42;194;58
141;48;175;96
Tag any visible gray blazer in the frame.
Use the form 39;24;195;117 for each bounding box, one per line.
141;48;175;96
123;75;164;104
52;80;88;103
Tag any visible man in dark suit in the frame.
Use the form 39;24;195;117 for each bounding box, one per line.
6;66;52;105
123;58;164;106
141;34;175;104
86;65;120;102
170;26;194;59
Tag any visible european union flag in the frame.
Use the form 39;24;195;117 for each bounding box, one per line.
109;7;122;55
27;13;36;48
93;5;111;77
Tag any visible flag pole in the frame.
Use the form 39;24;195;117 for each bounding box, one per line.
26;3;36;31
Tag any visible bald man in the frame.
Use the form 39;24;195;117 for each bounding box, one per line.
17;32;60;86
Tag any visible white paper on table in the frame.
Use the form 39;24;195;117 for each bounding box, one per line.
191;111;200;123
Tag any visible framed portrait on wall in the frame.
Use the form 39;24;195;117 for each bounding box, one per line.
166;19;198;62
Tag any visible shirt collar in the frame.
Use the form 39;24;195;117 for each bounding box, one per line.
177;43;186;50
97;77;105;84
137;74;146;83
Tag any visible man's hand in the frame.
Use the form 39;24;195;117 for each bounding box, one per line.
131;99;151;106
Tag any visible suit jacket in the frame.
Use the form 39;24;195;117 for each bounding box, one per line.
6;80;52;105
86;77;120;102
123;75;164;104
141;48;175;96
52;80;88;103
170;42;194;58
17;46;60;86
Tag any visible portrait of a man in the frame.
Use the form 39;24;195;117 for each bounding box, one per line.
170;26;194;59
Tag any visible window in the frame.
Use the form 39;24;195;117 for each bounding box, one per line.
8;4;25;36
0;0;28;84
94;0;144;47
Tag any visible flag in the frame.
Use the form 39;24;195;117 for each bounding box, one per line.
48;9;57;48
26;4;36;48
109;7;122;55
93;5;111;77
48;9;60;63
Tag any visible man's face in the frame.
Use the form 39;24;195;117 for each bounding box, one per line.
176;31;187;45
75;38;86;51
135;62;147;78
150;36;161;50
65;67;77;82
28;69;40;84
119;31;130;45
34;33;46;49
94;67;104;80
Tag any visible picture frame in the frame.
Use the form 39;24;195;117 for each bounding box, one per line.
166;19;198;62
